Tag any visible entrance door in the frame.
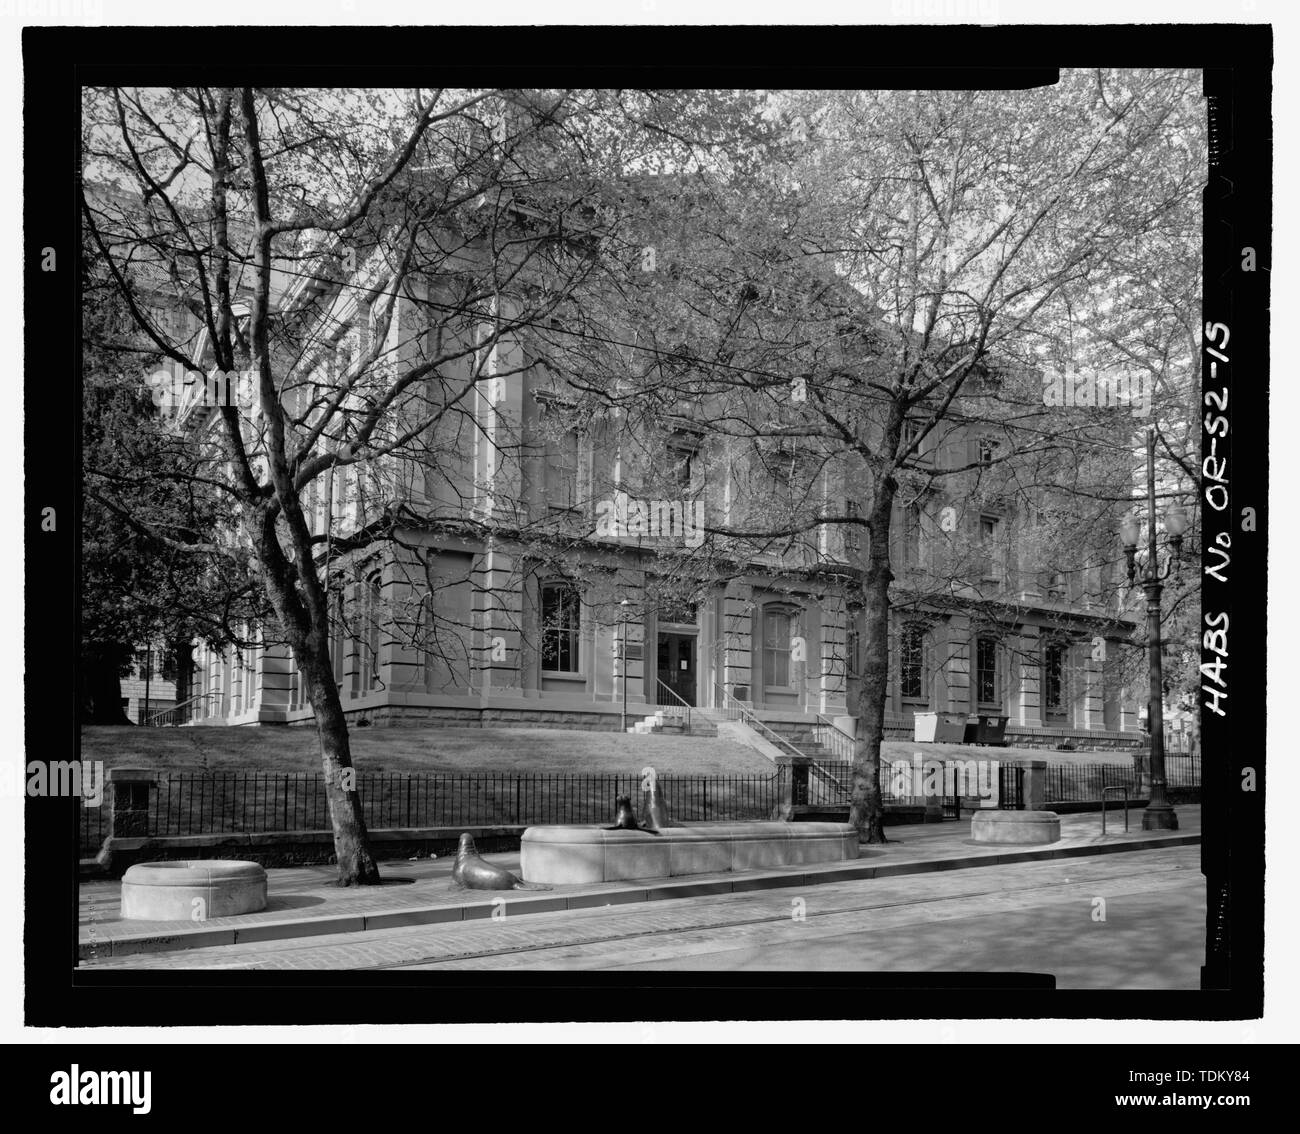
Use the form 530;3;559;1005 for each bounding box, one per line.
657;633;697;706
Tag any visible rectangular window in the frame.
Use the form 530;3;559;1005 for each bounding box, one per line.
763;609;792;688
845;622;860;678
1044;644;1066;711
658;599;698;625
365;576;382;690
900;624;926;700
905;503;923;567
330;617;345;688
976;636;998;706
668;441;695;489
541;583;581;673
544;429;580;510
844;500;863;556
976;516;1001;580
902;417;935;465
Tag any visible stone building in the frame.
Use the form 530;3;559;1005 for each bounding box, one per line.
171;227;1145;752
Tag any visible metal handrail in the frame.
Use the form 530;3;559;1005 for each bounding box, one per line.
713;682;810;764
144;691;221;727
1101;785;1130;834
654;678;692;734
813;714;857;762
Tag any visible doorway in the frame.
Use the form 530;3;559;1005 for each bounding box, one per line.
657;632;697;706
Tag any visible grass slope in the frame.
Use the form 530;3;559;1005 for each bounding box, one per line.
79;725;779;775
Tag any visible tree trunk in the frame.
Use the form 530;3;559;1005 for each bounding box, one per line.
80;642;134;725
298;640;382;886
300;637;384;884
849;486;897;844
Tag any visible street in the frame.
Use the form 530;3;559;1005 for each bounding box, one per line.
82;846;1204;987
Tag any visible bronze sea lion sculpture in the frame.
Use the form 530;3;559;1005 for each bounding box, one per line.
452;833;551;891
604;793;653;833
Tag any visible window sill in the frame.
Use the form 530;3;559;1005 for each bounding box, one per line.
541;670;586;681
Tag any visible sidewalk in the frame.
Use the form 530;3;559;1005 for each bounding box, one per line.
79;806;1200;962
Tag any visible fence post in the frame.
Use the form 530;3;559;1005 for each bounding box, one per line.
1018;761;1047;811
107;767;155;839
770;756;809;820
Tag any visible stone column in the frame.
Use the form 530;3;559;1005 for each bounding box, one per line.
472;544;523;697
385;554;427;697
721;585;754;703
1011;625;1043;727
816;597;849;716
939;614;971;715
1080;650;1105;731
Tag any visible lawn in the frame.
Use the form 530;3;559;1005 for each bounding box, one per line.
877;739;1144;768
78;724;778;775
77;725;783;843
76;725;1174;846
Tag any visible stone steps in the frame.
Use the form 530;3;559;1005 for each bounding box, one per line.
626;709;717;738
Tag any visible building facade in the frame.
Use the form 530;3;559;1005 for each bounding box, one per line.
171;242;1144;749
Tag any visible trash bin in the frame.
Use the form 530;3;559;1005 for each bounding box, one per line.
914;711;968;743
963;714;1010;746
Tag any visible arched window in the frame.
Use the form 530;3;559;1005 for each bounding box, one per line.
899;622;929;702
541;580;582;673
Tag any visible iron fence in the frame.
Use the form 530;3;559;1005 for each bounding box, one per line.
809;759;999;810
79;769;786;847
1042;754;1200;803
79;798;107;854
77;756;1202;852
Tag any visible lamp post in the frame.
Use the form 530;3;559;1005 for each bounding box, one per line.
1119;427;1189;831
619;599;630;732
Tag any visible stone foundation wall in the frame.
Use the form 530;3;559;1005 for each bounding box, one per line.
284;705;632;731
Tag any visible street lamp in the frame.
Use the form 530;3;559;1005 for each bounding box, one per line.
1119;427;1187;831
619;599;630;732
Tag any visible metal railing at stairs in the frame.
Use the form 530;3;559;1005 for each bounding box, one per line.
654;678;693;734
143;691;221;727
713;683;811;765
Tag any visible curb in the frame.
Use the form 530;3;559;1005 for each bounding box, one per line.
80;831;1199;961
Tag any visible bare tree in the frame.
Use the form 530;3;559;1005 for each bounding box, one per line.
554;74;1205;841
